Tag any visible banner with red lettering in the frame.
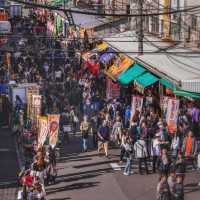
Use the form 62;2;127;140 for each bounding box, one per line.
130;96;144;121
48;114;60;148
32;95;42;125
166;98;180;134
106;77;120;100
38;116;48;147
161;96;170;116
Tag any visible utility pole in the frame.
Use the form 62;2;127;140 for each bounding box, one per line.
137;0;144;55
183;0;187;47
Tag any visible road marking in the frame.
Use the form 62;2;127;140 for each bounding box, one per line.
110;163;125;171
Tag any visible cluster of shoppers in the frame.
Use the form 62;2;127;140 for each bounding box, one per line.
5;7;200;200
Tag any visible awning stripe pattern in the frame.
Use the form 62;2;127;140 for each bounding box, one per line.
118;64;146;85
174;90;200;99
135;72;159;88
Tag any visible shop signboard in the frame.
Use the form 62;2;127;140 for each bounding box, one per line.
166;98;180;134
130;96;144;121
106;77;120;100
38;116;48;146
48;114;60;148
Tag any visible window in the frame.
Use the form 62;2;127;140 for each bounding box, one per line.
191;15;197;30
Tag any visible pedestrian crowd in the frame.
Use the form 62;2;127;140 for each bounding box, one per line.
3;10;200;200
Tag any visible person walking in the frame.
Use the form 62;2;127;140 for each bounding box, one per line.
80;115;91;152
151;133;161;173
119;130;128;164
123;137;133;176
134;136;149;175
157;148;171;177
156;175;170;200
97;120;110;157
182;130;197;169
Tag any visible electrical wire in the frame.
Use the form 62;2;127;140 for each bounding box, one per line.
9;0;200;17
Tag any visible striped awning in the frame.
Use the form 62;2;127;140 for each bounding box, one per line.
181;79;200;93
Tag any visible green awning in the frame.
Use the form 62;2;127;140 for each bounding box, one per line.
160;78;176;90
135;72;159;88
174;90;200;99
118;64;146;85
51;0;71;6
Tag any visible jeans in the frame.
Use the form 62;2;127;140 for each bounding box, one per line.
139;157;149;174
124;158;132;175
82;138;88;151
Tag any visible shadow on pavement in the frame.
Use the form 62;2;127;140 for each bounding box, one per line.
56;171;107;184
58;153;101;162
46;181;100;195
57;167;112;179
49;198;71;200
73;159;119;169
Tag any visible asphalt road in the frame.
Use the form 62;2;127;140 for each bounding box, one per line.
0;128;19;200
46;135;200;200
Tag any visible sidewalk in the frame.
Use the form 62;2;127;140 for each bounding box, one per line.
46;135;200;200
0;128;19;200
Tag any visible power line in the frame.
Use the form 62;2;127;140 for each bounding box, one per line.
10;0;200;17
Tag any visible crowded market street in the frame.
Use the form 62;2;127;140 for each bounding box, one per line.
0;1;200;200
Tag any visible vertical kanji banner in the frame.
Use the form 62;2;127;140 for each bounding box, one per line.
130;96;144;121
106;77;120;100
161;96;170;116
48;114;60;148
166;98;180;134
32;95;42;125
38;116;48;147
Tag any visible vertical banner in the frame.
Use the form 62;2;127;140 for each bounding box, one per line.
166;98;180;134
48;114;60;148
27;88;39;119
106;77;120;100
32;95;42;125
130;96;144;121
38;116;48;147
161;96;170;116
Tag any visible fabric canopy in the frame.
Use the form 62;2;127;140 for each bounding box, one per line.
97;43;109;51
86;60;100;76
135;72;159;88
112;57;134;77
160;78;176;90
118;64;146;85
51;0;71;6
100;48;117;65
174;90;200;99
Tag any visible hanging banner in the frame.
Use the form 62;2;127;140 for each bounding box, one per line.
48;114;60;148
130;96;144;121
27;88;40;119
31;95;42;125
166;98;180;134
106;77;120;100
38;116;48;146
161;96;170;116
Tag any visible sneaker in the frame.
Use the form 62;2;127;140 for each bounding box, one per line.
123;172;129;176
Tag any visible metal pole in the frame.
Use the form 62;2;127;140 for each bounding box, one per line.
184;0;187;47
137;0;144;55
